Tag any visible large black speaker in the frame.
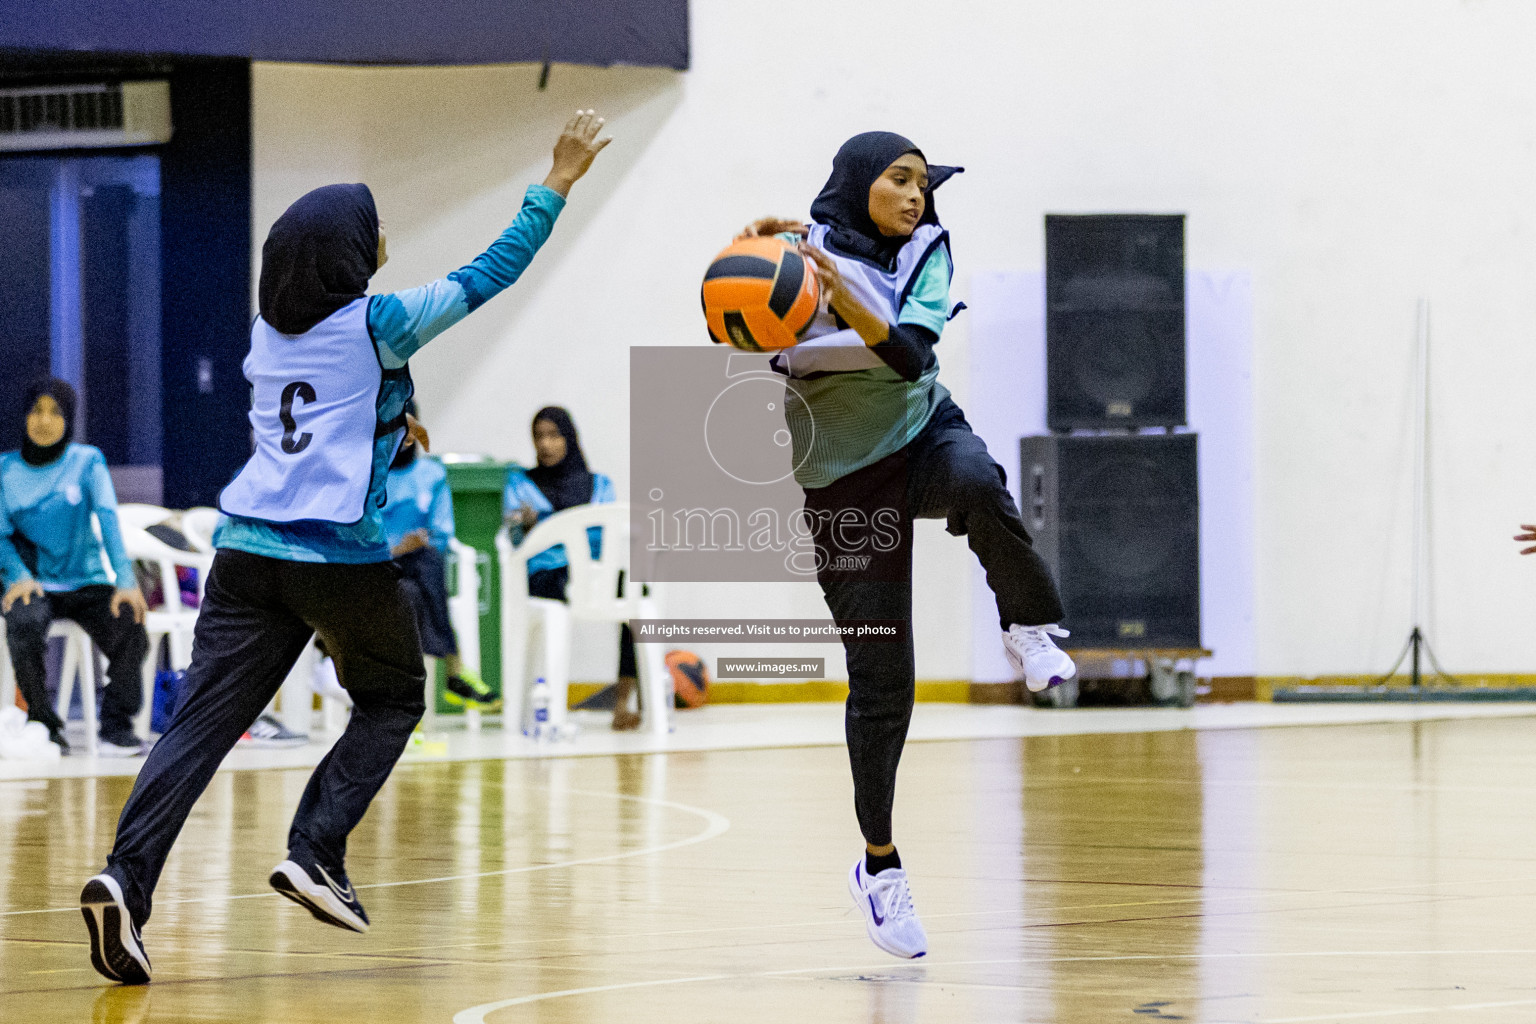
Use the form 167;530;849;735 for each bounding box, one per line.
1045;214;1185;430
1020;433;1200;649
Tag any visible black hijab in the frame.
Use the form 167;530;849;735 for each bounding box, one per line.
809;131;962;272
259;183;379;335
527;406;594;512
20;377;77;467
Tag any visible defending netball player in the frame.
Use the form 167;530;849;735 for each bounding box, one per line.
80;112;610;985
743;131;1075;959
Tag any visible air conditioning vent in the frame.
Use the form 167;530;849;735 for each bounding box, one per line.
0;81;172;152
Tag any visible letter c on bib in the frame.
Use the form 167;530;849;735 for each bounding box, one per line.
280;381;316;455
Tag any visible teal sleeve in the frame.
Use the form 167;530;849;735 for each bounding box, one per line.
502;471;523;515
502;469;541;547
0;506;29;583
896;246;952;336
429;471;455;553
89;454;135;586
368;185;566;369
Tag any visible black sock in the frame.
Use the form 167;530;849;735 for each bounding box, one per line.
865;848;902;876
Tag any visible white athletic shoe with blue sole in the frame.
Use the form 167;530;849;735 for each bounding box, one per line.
81;873;152;984
269;857;370;933
849;859;928;959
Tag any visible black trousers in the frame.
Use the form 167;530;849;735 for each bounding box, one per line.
396;546;458;659
803;397;1065;847
528;566;638;678
2;584;148;738
104;550;425;923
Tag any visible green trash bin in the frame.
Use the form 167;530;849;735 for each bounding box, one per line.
439;458;520;714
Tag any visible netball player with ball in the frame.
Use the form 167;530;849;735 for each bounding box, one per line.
738;132;1075;959
80;112;610;985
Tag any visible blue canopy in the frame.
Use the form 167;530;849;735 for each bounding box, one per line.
0;0;688;69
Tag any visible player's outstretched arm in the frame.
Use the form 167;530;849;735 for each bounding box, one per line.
369;111;613;365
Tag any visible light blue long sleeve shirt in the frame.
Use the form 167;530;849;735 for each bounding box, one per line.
503;468;615;575
382;455;454;552
0;444;134;591
214;184;566;564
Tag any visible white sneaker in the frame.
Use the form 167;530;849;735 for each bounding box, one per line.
848;858;928;959
97;734;148;758
81;873;152;984
1002;624;1077;693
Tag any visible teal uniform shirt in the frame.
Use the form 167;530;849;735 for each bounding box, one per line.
785;244;953;489
214;184;565;564
382;456;454;553
0;444;135;591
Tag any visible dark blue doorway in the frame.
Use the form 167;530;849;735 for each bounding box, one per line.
0;58;252;509
0;153;162;501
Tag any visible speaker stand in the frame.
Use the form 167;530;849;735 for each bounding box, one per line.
1373;299;1459;692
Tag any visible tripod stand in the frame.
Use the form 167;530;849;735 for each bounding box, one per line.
1374;299;1459;691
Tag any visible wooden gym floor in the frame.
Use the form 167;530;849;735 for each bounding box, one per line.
3;714;1536;1023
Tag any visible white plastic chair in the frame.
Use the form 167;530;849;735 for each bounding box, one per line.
0;615;103;754
119;523;212;738
0;621;19;724
179;507;221;554
496;503;669;737
51;620;101;755
115;503;175;532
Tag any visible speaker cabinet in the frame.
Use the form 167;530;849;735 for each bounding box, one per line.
1045;214;1185;430
1020;433;1199;649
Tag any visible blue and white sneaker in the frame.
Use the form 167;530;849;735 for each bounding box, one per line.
81;873;152;984
848;858;928;959
1003;624;1077;693
269;854;369;933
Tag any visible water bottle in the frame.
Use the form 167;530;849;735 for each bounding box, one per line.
528;677;551;740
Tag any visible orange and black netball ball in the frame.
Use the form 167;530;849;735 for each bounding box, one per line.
701;236;820;351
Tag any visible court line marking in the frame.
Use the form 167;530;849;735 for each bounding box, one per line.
1260;998;1536;1022
453;975;735;1023
452;952;1536;1023
0;787;729;918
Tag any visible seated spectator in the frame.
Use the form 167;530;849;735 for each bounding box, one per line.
0;379;150;756
383;402;497;708
504;407;639;730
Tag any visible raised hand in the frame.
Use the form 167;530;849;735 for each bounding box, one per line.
544;110;612;197
798;243;845;305
1516;524;1536;555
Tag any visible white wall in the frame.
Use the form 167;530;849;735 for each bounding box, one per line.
254;0;1536;681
